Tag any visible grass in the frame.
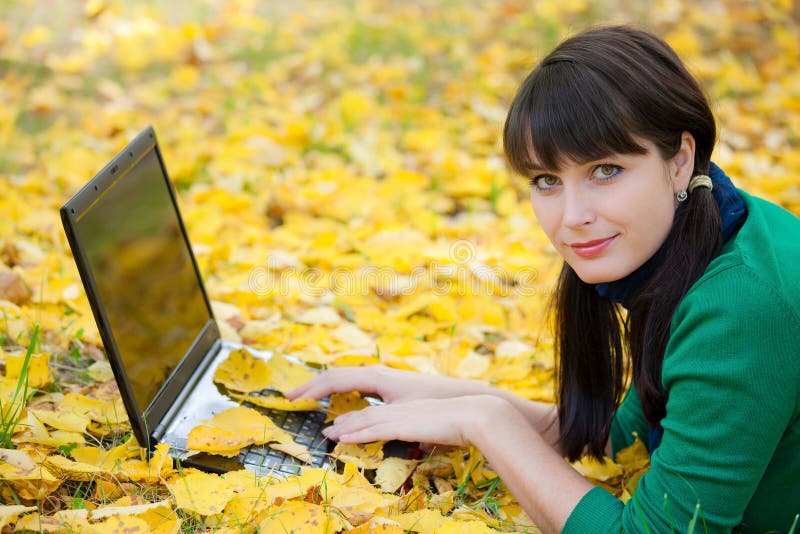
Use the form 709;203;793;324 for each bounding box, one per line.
0;324;39;448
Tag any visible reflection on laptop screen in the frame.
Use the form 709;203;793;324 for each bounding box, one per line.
75;148;210;414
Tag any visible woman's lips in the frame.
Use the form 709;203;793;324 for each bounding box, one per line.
570;234;618;258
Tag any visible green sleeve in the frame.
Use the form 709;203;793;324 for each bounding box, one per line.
564;266;799;533
610;383;649;457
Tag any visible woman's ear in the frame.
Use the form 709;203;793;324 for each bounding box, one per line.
671;131;696;193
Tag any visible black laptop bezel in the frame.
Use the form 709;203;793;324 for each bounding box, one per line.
60;126;221;450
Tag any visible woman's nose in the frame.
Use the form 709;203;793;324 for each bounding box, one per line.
561;187;596;228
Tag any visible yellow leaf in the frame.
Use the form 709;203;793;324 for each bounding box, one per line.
29;407;90;433
90;499;171;520
332;441;385;469
269;441;312;463
185;425;247;457
43;454;113;481
213;348;272;393
259;501;345;533
71;442;137;471
139;503;182;534
615;436;650;473
5;352;53;388
116;443;173;483
294;306;342;325
435;518;498;533
329;355;382;367
394;509;448;532
570;456;623;482
94;480;125;501
0;448;44;476
219;490;267;527
496;503;536;530
326;390;370;423
87;360;115;382
60;393;128;425
12;409;50;440
252;467;345;506
453;351;490;379
15;509;90;532
264;353;317;393
85;514;150;533
90;498;180;533
348;519;405;533
0;505;36;530
168;471;238;515
5;477;62;501
187;406;308;459
329;485;398;525
21;430;86;448
375;457;418;493
231;392;322;412
84;0;107;18
427;490;456;515
21;25;51;48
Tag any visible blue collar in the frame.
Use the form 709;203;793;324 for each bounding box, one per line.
594;162;748;309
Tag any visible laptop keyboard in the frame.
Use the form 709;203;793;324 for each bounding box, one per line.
236;394;332;476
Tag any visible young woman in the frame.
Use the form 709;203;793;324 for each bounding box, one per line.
287;25;800;533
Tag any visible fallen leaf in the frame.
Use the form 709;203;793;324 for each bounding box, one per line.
258;501;346;533
167;471;238;515
0;505;36;530
332;441;385;469
87;360;115;382
263;353;317;394
375;457;418;493
0;269;31;305
186;406;310;460
5;352;53;388
43;454;113;481
326;390;370;423
294;306;342;326
231;392;322;412
213;348;272;393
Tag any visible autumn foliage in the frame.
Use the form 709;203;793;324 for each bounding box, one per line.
0;0;798;532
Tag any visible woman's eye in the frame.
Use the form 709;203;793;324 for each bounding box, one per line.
593;164;622;180
530;175;560;191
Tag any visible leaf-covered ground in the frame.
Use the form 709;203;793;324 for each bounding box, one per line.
0;0;798;532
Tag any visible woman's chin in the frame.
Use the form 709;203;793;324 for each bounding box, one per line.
570;265;631;285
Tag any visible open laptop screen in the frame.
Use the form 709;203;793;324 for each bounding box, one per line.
74;147;211;414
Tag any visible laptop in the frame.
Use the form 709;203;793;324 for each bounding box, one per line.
60;126;333;476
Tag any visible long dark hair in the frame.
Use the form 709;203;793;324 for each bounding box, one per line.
503;25;722;461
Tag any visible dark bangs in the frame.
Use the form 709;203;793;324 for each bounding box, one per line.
504;60;650;175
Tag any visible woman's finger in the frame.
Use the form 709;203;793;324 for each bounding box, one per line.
286;366;386;400
338;422;402;444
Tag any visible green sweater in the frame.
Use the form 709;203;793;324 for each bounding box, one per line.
563;190;800;534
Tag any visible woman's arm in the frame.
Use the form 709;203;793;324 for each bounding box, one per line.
287;365;564;451
323;394;596;534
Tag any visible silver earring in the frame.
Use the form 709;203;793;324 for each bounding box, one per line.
676;189;688;203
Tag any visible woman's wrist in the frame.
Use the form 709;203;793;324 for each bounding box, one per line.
461;395;524;447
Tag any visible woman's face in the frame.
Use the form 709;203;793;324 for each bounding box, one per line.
527;137;693;284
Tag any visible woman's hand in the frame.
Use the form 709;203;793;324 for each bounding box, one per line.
285;365;490;404
322;394;520;447
287;364;564;453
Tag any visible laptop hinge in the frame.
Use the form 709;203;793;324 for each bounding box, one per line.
150;338;223;443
